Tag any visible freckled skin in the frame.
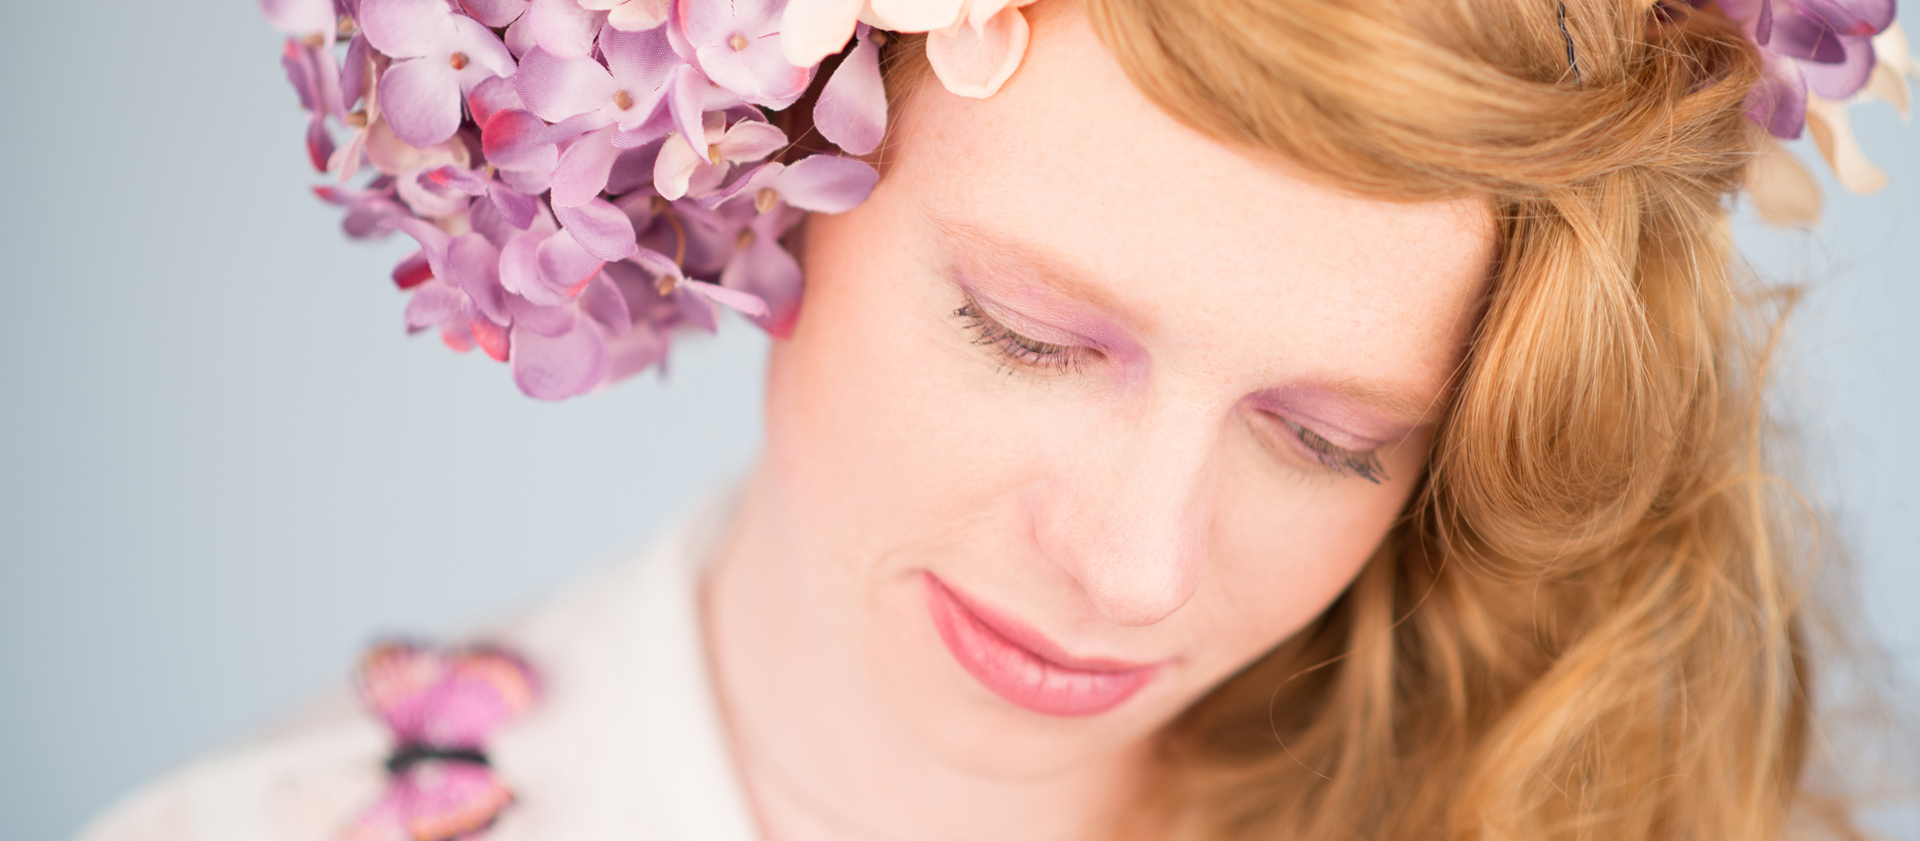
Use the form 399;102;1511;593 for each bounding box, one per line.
701;3;1496;840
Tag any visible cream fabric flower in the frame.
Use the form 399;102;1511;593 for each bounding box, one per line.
781;0;1039;98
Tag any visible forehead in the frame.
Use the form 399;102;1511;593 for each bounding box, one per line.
886;4;1495;397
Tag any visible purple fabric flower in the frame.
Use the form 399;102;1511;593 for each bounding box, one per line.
1705;0;1898;138
703;154;879;213
359;0;517;147
264;0;902;399
654;112;789;200
526;0;607;59
675;0;812;108
813;24;888;155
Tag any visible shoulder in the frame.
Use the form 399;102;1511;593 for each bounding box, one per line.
73;691;387;841
74;495;747;841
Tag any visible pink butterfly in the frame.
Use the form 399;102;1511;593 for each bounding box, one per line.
344;641;542;841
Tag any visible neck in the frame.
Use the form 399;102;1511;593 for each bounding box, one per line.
701;470;1149;841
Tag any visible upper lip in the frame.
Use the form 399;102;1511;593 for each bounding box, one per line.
926;574;1162;674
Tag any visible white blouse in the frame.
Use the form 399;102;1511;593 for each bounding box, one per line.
75;498;761;841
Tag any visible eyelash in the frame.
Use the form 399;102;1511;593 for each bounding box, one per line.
952;297;1387;484
954;301;1083;373
1277;418;1388;485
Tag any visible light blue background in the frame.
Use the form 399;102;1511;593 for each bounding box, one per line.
1;3;1915;840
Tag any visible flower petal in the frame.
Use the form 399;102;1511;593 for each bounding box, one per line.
1806;95;1889;193
506;290;581;335
392;249;436;289
483;108;564;171
382;216;454;279
717;119;788;163
427;165;492;195
529;0;608;58
774;155;878;212
467;75;526;126
552;125;625;207
1772;7;1849;63
490;183;542;230
721;238;803;337
814;26;886;154
1745;141;1823;227
405;279;465;329
501;231;561;304
448;233;512;323
261;0;338;39
511;322;608;399
515;46;620;122
604;321;669;382
1803;35;1877;99
579;272;635;334
358;0;452;58
652;132;704;199
667;64;710;155
380;58;465;147
694;40;814;108
680;278;769;318
555;197;641;260
1748;52;1808;139
607;0;671;31
461;0;531;28
537;228;609;295
779;0;864;67
925;5;1029;98
865;0;966;33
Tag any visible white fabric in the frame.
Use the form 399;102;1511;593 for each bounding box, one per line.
75;499;761;841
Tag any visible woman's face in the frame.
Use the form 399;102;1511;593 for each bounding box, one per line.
750;4;1493;777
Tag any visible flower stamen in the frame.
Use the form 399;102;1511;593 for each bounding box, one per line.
613;90;634;110
652;197;689;266
449;53;469;71
754;188;778;213
735;229;755;249
728;33;749;52
707;144;723;166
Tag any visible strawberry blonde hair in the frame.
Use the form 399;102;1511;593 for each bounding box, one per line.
877;0;1881;837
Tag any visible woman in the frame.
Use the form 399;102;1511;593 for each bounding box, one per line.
80;0;1906;839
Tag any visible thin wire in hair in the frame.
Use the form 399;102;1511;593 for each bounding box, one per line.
1558;2;1583;84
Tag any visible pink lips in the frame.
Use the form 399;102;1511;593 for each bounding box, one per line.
924;574;1159;717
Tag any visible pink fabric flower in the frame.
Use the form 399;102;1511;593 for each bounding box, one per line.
359;0;517;147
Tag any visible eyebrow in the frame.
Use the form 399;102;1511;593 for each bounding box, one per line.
931;213;1448;432
932;214;1131;318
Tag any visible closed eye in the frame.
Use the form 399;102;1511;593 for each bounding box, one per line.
953;299;1087;374
1255;412;1388;484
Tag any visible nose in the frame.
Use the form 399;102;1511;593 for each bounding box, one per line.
1030;403;1216;627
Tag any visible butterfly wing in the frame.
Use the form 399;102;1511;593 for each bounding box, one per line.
345;761;513;841
356;641;449;744
413;646;541;748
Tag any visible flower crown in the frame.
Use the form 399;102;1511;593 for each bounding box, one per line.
262;0;1904;400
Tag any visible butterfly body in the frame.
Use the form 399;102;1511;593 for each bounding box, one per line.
345;642;540;841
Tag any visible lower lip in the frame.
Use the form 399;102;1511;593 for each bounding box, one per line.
924;574;1158;717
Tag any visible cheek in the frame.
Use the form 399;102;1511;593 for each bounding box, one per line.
763;211;1050;578
1187;432;1430;670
